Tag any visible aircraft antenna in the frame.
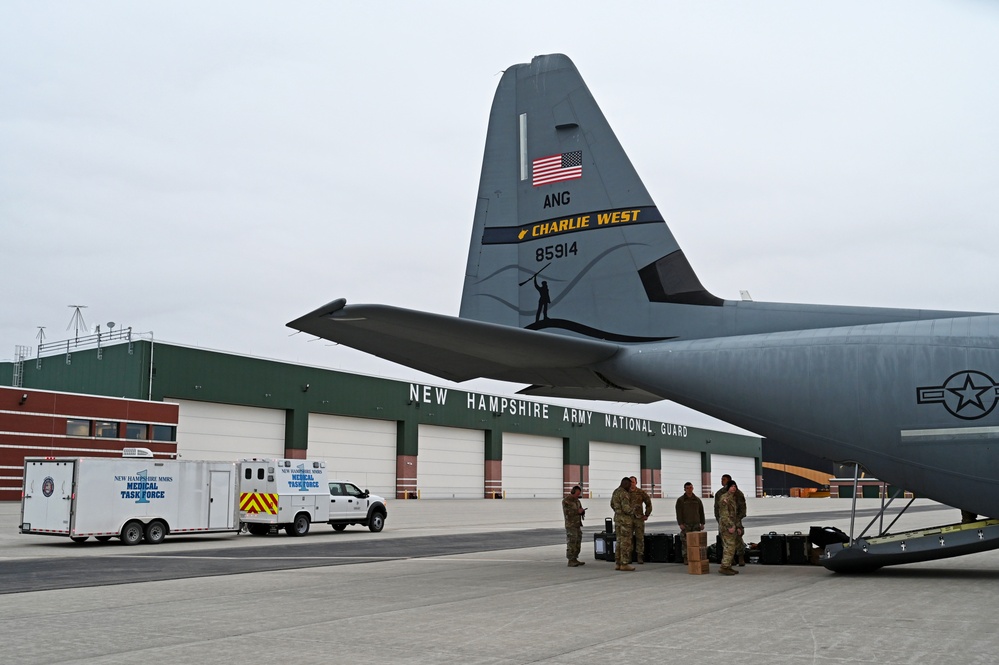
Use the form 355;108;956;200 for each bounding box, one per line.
35;327;46;344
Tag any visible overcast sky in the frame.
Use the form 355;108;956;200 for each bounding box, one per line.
3;2;998;435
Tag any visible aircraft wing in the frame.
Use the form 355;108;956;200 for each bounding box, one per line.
287;299;626;387
516;384;663;404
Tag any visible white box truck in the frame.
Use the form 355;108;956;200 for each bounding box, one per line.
238;458;330;536
20;451;239;545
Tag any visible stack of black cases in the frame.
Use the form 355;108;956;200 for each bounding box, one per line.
760;532;788;564
597;532;717;564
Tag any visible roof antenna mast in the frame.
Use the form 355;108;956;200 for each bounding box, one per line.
67;305;88;342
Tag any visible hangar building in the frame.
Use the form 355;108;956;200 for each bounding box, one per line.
1;335;762;503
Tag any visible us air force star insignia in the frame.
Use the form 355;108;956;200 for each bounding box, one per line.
916;370;999;420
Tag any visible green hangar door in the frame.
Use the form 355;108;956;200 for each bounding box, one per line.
307;414;397;497
167;399;285;461
501;433;563;499
588;441;640;499
417;425;485;499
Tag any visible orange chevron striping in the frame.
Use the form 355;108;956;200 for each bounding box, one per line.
239;492;278;515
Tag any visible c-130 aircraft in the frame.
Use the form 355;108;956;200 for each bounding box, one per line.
290;54;999;571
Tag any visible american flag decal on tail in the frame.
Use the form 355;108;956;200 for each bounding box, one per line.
532;151;582;186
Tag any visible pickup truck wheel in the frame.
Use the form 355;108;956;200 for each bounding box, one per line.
144;520;167;545
121;520;144;546
285;513;310;537
247;523;270;536
332;524;347;532
368;511;385;533
70;536;89;543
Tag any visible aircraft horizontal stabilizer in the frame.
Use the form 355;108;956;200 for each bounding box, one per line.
287;300;625;386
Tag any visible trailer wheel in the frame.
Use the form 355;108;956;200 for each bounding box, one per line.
95;536;113;543
332;524;347;532
247;523;270;536
285;513;310;537
144;520;167;545
367;511;386;533
70;536;89;543
120;521;144;546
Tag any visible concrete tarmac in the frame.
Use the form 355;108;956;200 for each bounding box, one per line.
2;497;999;664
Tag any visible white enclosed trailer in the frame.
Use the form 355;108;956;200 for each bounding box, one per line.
20;453;239;545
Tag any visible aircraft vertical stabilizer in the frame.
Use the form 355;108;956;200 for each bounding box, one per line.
460;54;719;341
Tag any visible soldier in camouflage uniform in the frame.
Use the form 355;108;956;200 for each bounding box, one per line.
610;477;636;571
562;485;586;567
715;474;749;565
674;482;705;563
717;481;742;575
713;473;732;563
629;476;653;563
713;474;732;535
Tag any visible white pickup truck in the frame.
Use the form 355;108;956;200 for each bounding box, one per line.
328;480;387;532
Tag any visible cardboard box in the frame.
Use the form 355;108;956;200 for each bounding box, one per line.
686;531;707;548
687;545;708;561
687;559;710;574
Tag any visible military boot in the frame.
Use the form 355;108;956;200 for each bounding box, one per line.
737;552;746;567
567;560;578;567
618;564;636;571
718;566;736;576
573;559;584;566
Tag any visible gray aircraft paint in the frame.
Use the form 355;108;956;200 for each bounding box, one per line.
289;54;999;520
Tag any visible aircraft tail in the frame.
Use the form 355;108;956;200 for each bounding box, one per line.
289;53;972;398
459;54;721;342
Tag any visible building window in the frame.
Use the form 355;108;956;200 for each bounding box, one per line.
66;419;90;437
151;425;176;442
125;423;148;440
94;421;118;438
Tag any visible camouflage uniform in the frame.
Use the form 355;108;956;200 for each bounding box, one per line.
674;493;705;561
610;486;635;568
562;493;585;564
734;487;747;562
713;485;725;535
631;486;653;562
717;490;740;573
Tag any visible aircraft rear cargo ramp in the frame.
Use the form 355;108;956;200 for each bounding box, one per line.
822;519;999;573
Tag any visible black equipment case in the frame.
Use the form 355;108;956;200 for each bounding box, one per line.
593;532;615;561
760;531;788;564
787;531;810;564
644;533;671;562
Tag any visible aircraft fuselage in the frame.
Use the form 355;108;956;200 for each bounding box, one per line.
606;313;999;518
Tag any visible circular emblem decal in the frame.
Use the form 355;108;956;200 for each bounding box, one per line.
917;370;999;420
42;476;55;497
